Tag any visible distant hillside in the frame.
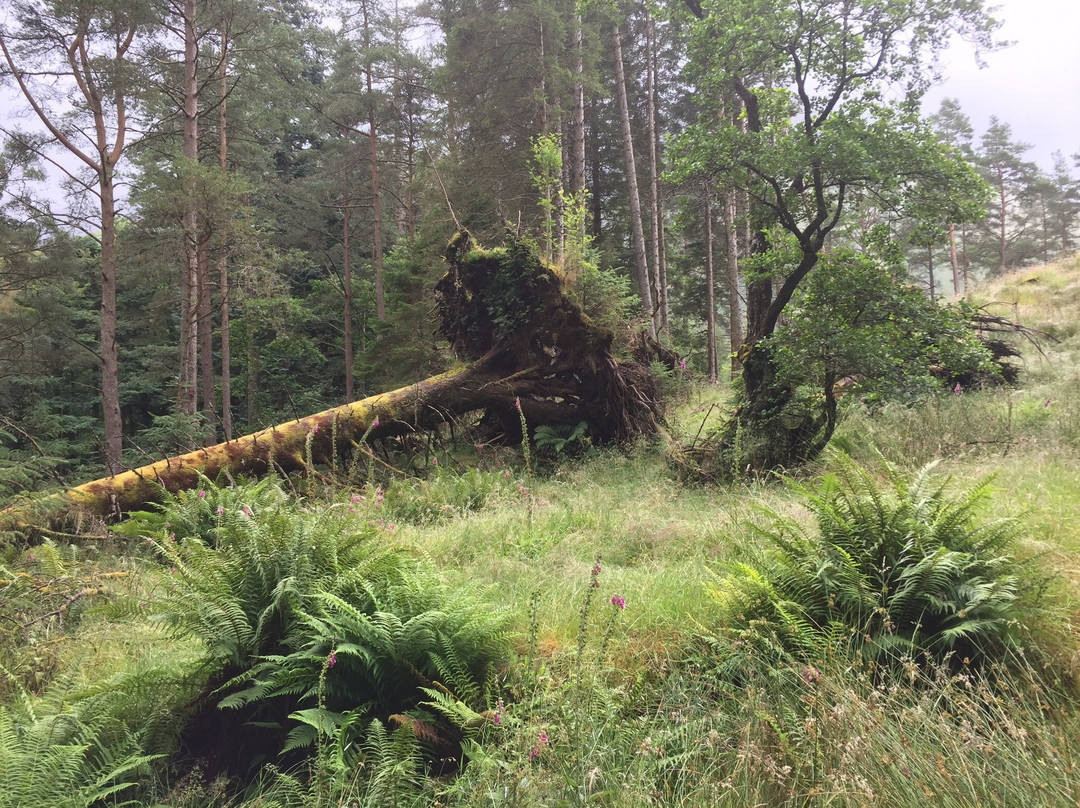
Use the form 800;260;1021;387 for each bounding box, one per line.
973;253;1080;343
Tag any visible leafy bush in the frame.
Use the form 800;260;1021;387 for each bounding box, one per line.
118;477;510;776
220;567;511;756
381;468;508;525
769;230;998;404
708;455;1027;670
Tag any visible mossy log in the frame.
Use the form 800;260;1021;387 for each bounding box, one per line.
2;232;661;535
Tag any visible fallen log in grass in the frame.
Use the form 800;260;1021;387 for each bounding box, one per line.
2;231;662;539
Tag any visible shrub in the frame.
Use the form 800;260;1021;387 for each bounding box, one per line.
381;468;508;525
708;455;1027;671
118;477;510;777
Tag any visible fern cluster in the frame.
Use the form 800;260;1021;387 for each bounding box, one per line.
382;468;509;525
709;455;1028;671
221;570;510;757
0;683;159;808
120;476;510;779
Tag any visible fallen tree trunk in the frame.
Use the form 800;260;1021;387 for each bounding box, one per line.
2;231;661;536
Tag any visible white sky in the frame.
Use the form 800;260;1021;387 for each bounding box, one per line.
924;0;1080;170
3;0;1076;204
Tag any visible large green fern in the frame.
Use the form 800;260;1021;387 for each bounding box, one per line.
222;571;510;757
0;702;158;808
709;454;1026;670
122;477;509;777
132;477;381;672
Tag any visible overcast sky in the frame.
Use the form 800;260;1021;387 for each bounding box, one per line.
924;0;1080;170
3;0;1076;194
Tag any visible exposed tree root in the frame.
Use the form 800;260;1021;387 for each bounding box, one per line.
1;232;662;538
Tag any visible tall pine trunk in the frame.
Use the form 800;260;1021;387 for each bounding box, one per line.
218;26;233;440
927;244;935;300
644;8;667;334
198;241;215;437
361;0;386;322
704;188;717;382
612;21;654;334
342;142;356;402
571;13;586;198
179;0;200;420
99;166;123;473
722;188;743;379
948;222;960;297
997;173;1007;272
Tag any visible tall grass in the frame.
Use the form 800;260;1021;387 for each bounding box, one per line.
4;256;1080;807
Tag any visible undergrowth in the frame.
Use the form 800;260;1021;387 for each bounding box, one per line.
4;256;1080;807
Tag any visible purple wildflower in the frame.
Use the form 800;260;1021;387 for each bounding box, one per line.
529;730;549;761
611;594;626;610
328;649;337;668
197;490;206;499
953;383;962;394
372;417;380;427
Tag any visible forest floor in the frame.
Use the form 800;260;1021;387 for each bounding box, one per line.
4;254;1080;807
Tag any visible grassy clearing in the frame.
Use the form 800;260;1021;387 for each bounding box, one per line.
3;256;1080;807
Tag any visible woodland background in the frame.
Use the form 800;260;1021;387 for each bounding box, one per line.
1;0;1077;484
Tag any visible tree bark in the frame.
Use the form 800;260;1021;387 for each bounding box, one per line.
99;165;124;474
571;13;586;198
342;141;356;402
179;0;201;419
644;8;666;334
927;244;935;301
612;24;654;333
948;221;960;297
219;26;233;440
704;188;717;382
589;99;602;239
361;0;386;322
722;188;743;379
998;174;1007;273
198;240;215;437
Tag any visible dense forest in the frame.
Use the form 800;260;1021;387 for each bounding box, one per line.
1;0;1077;485
3;1;1080;805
